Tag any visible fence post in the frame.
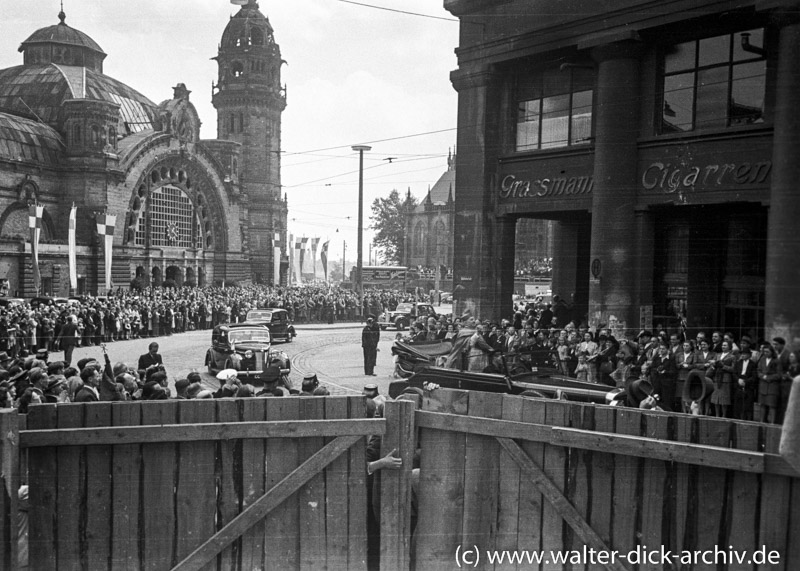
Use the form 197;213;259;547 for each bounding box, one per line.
380;397;417;571
0;409;19;571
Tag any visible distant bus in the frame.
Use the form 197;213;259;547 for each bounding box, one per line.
349;266;407;289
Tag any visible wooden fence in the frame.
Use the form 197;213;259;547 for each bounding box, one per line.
0;389;798;571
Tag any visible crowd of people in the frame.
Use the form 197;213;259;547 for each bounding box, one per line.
397;295;796;424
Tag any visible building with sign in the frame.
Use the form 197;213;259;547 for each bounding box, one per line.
445;0;800;343
0;1;287;296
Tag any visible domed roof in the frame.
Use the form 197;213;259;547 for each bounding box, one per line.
0;64;158;133
19;11;105;56
0;112;64;167
220;1;276;50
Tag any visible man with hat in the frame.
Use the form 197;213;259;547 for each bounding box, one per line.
362;314;380;376
733;336;758;420
363;383;386;407
55;315;80;367
301;374;319;396
0;351;10;371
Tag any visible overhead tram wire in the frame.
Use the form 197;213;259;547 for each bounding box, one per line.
279;127;456;156
336;0;458;22
283;155;448;188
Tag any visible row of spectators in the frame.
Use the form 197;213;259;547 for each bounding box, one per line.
513;257;553;277
0;285;429;359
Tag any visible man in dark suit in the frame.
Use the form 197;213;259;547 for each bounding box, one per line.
74;363;101;402
733;338;758;421
362;315;380;376
137;342;163;373
650;343;678;411
56;315;80;367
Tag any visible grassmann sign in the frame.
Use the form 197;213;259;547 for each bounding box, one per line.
498;174;594;199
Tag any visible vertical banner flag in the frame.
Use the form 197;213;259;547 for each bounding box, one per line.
294;237;303;283
311;237;320;277
288;233;294;285
68;204;77;290
273;231;282;286
28;204;44;293
96;212;116;293
299;237;309;275
320;240;329;281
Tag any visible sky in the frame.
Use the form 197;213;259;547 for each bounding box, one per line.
0;0;460;269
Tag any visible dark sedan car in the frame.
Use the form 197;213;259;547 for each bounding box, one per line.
244;308;295;342
205;322;291;380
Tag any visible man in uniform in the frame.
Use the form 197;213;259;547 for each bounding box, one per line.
362;314;380;376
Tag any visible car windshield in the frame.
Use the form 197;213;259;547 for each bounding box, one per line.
229;329;271;343
247;311;273;321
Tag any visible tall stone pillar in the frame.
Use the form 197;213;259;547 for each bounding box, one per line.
587;41;643;330
765;7;800;348
451;65;510;321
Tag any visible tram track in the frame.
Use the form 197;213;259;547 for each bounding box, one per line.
289;337;361;395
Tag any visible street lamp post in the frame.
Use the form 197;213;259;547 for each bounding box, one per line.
352;144;371;318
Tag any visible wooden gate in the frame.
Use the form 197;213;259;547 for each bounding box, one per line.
413;389;800;571
0;396;416;571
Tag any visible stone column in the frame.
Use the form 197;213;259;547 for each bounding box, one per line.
765;6;800;348
450;65;508;321
587;41;643;330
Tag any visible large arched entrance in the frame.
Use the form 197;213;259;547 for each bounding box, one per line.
152;266;162;288
166;265;183;287
185;267;196;287
198;267;206;287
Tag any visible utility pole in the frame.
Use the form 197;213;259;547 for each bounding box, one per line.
352;144;371;318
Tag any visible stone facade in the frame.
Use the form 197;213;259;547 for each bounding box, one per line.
0;2;287;296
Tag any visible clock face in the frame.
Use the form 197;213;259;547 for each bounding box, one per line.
166;221;180;245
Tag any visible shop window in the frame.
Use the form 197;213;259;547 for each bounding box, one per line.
660;28;766;134
516;66;594;151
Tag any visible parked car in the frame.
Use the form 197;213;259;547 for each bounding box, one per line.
244;308;296;342
205;322;291;381
378;302;442;331
389;366;623;405
29;296;57;308
0;297;25;309
440;292;453;304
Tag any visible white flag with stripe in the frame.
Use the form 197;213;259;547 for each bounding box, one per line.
68;204;77;290
96;213;116;293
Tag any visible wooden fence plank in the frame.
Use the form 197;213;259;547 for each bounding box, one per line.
727;422;761;571
694;417;731;571
758;428;790;571
639;412;669;571
380;397;418;571
497;438;628;571
587;405;615;571
216;399;241;571
265;397;301;571
55;404;83;571
26;403;58;571
0;409;19;571
111;402;142;571
85;402;113;571
19;418;384;447
325;397;350;571
461;391;504;571
673;414;695;561
786;478;800;571
240;398;267;571
542;400;569;571
566;403;594;571
610;408;642;564
140;400;178;571
175;401;217;568
414;388;469;570
172;435;360;571
347;396;368;571
299;397;327;571
493;394;524;571
516;397;547;571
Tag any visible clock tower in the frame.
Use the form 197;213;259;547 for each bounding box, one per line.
213;0;287;284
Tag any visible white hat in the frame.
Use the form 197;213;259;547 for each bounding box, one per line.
216;368;238;381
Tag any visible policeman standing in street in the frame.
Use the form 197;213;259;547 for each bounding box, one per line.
362;314;380;376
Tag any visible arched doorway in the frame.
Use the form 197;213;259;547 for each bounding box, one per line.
185;267;196;287
152;266;162;288
165;265;183;287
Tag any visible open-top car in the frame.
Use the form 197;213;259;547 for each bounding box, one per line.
244;308;295;342
378;302;442;331
205;322;291;381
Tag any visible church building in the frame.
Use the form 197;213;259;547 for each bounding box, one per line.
0;0;287;296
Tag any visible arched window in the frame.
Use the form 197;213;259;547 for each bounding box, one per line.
91;125;102;147
229;114;235;134
434;220;447;260
72;124;81;146
414;222;425;256
238;113;244;133
232;61;244;78
250;28;264;46
135;184;203;249
108;126;116;148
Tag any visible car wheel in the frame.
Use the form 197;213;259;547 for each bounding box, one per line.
285;336;292;343
206;353;216;374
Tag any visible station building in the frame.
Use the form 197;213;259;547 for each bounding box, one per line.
444;0;800;344
0;0;287;296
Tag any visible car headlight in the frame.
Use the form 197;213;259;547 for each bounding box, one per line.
245;350;253;359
